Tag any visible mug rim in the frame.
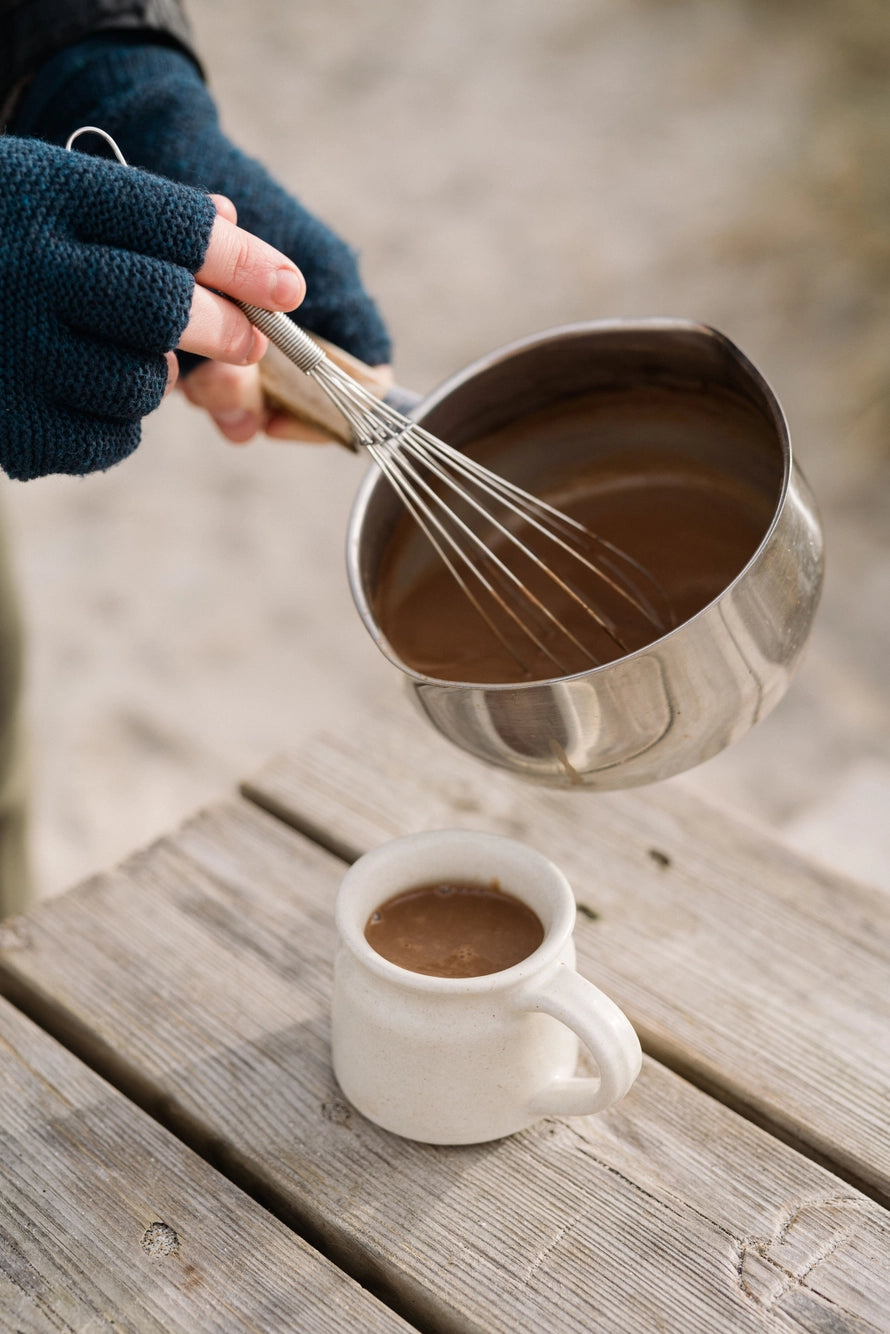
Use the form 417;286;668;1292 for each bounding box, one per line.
335;828;576;993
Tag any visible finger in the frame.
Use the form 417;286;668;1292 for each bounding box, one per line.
211;193;238;225
163;351;179;399
196;215;306;313
49;329;168;419
179;284;268;365
181;361;266;442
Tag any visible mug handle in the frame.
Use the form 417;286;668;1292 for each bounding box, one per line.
518;965;642;1116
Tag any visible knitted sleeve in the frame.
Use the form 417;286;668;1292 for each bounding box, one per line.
0;135;216;480
12;35;393;369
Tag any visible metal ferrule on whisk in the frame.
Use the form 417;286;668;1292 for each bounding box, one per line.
238;305;327;375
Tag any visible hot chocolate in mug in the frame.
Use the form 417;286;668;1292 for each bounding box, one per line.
332;829;642;1144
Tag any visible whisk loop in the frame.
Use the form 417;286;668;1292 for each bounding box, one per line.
242;304;675;678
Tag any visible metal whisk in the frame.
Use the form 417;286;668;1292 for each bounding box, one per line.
242;305;674;677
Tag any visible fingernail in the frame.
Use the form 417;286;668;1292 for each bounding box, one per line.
273;266;304;310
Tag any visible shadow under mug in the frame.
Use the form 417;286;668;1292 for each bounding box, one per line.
332;829;642;1145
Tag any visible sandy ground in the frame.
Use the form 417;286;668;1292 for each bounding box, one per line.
4;0;889;900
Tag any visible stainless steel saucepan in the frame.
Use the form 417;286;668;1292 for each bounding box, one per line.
344;319;824;790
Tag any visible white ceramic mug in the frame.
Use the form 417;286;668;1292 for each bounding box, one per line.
331;829;642;1144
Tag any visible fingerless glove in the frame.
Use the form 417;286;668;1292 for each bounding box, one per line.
0;136;216;479
13;35;392;369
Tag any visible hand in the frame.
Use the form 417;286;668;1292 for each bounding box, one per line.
0;140;317;480
4;40;393;478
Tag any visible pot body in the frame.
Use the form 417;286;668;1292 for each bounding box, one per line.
346;320;824;789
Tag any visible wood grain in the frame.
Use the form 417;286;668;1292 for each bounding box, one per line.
259;332;390;443
1;792;889;1332
241;714;890;1202
0;993;414;1333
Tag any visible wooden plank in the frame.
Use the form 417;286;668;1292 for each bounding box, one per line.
241;714;890;1201
2;796;890;1332
0;993;414;1334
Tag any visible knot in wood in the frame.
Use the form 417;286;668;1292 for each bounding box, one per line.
141;1222;180;1257
647;848;672;869
321;1097;353;1126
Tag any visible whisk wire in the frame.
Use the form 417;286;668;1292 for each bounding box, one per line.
384;432;612;665
366;443;562;674
319;370;670;636
406;434;673;632
367;436;592;674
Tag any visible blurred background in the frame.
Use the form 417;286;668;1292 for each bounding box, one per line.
4;0;889;899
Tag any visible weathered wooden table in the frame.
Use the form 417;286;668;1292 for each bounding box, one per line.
2;706;889;1332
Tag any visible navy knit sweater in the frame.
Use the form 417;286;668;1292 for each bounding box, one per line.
1;35;391;480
